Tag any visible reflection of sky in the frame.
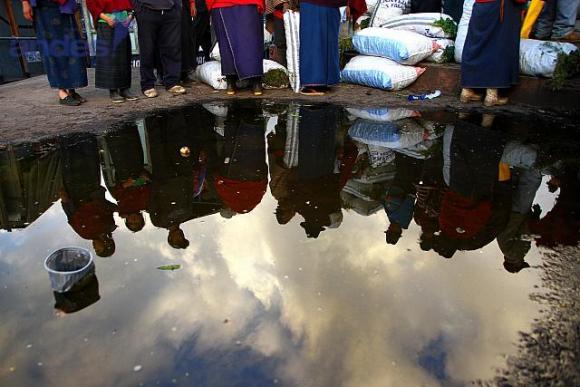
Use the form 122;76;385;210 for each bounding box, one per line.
0;190;544;387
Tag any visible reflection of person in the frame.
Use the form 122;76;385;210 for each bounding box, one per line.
146;113;197;249
434;115;509;259
22;0;88;106
384;153;423;245
214;103;268;215
460;0;523;106
86;0;138;102
207;0;265;95
60;135;117;257
102;125;151;232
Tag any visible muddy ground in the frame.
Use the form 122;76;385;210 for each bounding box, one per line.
0;69;573;145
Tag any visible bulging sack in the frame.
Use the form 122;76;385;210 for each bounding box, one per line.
341;55;425;90
379;13;457;38
454;0;475;63
370;0;411;27
519;39;578;78
353;27;435;65
348;118;426;149
197;60;289;90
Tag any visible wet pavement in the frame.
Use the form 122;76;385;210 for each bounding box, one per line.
0;100;579;386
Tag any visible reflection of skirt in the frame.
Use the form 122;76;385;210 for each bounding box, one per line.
211;5;263;79
34;2;88;89
95;23;132;89
461;0;521;88
299;2;340;87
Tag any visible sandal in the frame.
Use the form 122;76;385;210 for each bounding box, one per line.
252;81;263;96
300;87;325;96
459;88;481;103
143;88;158;98
59;95;81;106
69;90;87;104
484;89;508;107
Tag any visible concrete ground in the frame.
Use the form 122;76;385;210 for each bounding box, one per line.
0;68;570;145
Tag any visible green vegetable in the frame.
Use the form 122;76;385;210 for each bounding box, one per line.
433;18;458;38
157;265;181;271
552;50;580;90
441;45;455;63
263;69;289;88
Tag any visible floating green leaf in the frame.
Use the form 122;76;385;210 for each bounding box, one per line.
157;265;181;271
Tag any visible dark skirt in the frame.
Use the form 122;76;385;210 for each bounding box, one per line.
299;2;340;87
34;2;88;89
95;23;132;90
211;5;264;80
461;0;522;89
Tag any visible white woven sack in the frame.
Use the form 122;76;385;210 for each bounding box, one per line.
196;61;226;90
454;0;475;63
519;39;578;78
284;10;301;93
379;13;456;38
370;0;411;27
426;38;455;63
341;55;422;90
353;28;434;65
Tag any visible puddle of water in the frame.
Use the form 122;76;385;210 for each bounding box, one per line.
0;100;579;386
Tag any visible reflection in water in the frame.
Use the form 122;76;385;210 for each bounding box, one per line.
0;101;579;386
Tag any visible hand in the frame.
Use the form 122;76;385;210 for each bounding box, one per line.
100;13;116;27
23;1;33;21
190;3;197;18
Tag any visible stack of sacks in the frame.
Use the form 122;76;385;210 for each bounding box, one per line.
197;60;288;90
341;28;437;90
379;13;457;63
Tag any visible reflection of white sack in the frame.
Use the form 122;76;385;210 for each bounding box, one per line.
196;61;226;89
368;144;396;167
395;139;437;159
284;104;300;168
454;0;475;63
346;107;419;122
519;39;578;78
341;55;423;90
348;118;425;149
353;28;434;65
426;38;455;63
284;10;301;93
369;0;411;27
203;102;228;117
380;13;456;38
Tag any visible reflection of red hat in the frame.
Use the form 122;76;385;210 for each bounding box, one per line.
215;176;267;214
439;191;491;240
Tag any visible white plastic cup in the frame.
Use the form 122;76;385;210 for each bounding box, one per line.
44;247;95;293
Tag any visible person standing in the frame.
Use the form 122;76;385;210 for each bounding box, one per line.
180;0;196;84
21;0;88;106
460;0;524;106
533;0;580;42
206;0;265;96
191;0;212;69
87;0;139;102
133;0;190;97
298;0;350;96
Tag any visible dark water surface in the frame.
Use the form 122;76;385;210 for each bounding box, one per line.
1;101;579;387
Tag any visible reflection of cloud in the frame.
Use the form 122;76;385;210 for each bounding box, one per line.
0;194;542;387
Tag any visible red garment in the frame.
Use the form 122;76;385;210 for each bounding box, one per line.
348;0;367;22
69;201;116;240
86;0;133;25
215;176;267;214
206;0;265;13
112;184;151;217
439;191;492;240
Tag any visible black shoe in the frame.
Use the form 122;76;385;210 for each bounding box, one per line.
69;90;87;104
119;88;139;101
226;76;237;96
110;90;125;103
59;95;81;106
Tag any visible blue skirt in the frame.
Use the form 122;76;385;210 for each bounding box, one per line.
211;5;264;80
299;2;340;87
34;2;88;89
461;0;522;89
